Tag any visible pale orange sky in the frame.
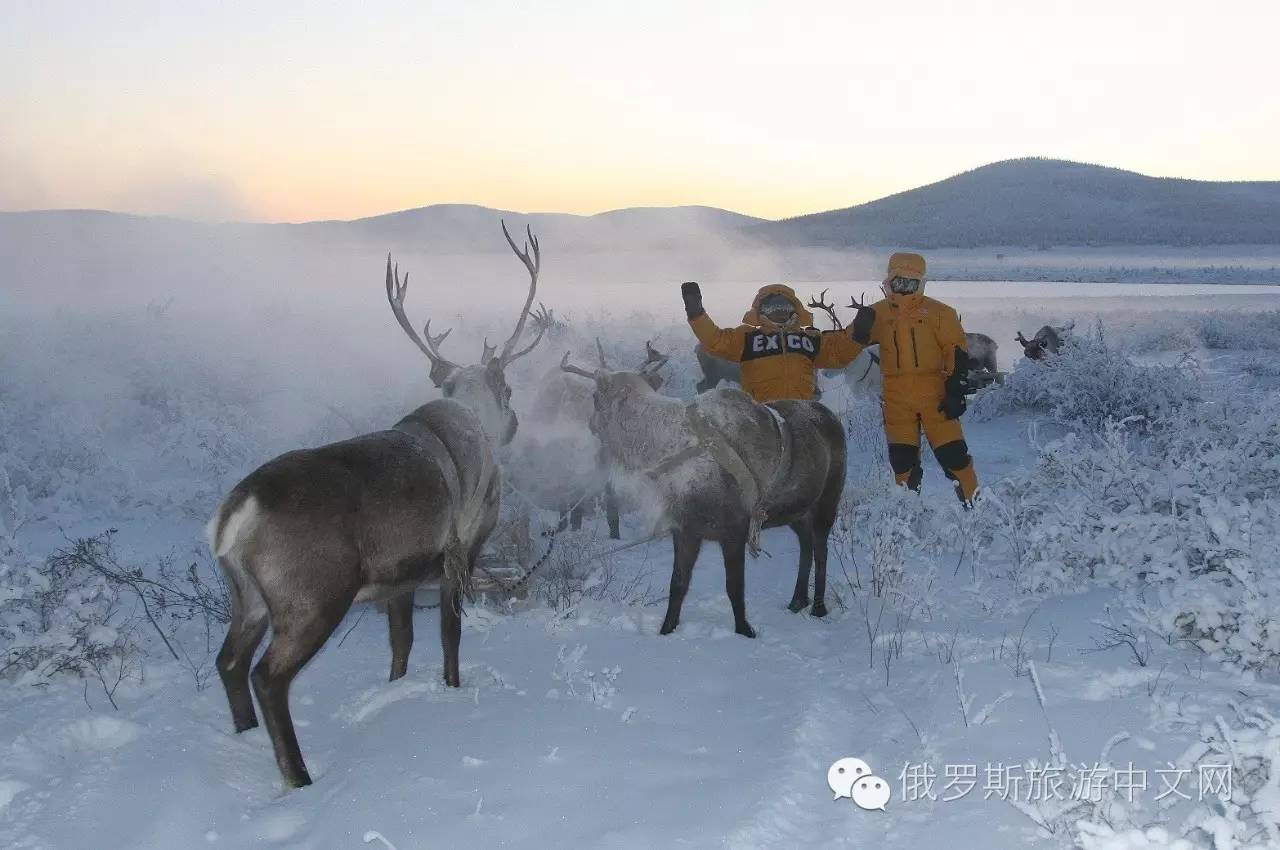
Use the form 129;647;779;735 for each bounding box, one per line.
3;0;1278;222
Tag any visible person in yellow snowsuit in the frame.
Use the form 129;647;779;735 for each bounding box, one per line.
849;252;979;504
681;282;864;403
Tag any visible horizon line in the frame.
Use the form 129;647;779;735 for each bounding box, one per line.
4;156;1280;227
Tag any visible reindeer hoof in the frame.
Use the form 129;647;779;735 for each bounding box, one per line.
736;622;757;639
787;597;809;613
659;620;678;635
810;602;829;619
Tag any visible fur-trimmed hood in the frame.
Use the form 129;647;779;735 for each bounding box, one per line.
741;284;814;329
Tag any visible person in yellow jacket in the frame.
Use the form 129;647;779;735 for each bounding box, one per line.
681;281;864;403
848;252;979;504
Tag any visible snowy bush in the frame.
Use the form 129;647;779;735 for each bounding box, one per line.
0;531;233;696
531;527;657;614
0;542;141;705
970;327;1200;431
1075;704;1280;849
1198;310;1280;351
1104;311;1203;355
974;394;1280;673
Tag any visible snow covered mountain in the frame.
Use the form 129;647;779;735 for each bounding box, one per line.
760;158;1280;248
4;160;1279;297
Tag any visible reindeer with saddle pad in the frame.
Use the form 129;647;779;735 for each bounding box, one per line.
561;355;847;637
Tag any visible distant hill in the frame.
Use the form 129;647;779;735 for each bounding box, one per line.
4;159;1280;295
301;203;765;253
759;158;1280;248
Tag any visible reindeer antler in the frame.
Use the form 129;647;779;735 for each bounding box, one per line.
640;340;669;373
497;220;544;367
595;338;610;369
560;351;596;380
806;289;843;330
385;254;459;387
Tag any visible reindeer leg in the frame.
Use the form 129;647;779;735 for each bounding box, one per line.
570;502;585;531
216;590;268;733
721;531;756;638
811;524;830;619
787;520;814;613
251;587;356;789
440;583;463;687
387;591;414;682
660;530;702;635
604;483;621;540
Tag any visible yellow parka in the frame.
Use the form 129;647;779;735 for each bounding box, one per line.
689;284;864;403
861;292;967;385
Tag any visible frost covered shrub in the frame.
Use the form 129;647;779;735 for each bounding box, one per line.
0;543;141;698
1139;499;1280;673
1077;705;1280;849
970;328;1200;431
977;396;1280;672
976;420;1165;594
532;528;656;613
1198;309;1280;351
1103;311;1202;354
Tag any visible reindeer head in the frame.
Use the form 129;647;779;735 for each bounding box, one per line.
561;351;665;436
1015;326;1061;361
591;339;671;391
385;221;552;445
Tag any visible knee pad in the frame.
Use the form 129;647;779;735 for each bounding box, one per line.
933;439;972;472
888;443;920;475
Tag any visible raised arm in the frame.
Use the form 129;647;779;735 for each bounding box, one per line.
814;329;866;369
682;281;747;362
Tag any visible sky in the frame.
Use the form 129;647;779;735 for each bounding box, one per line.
2;0;1278;223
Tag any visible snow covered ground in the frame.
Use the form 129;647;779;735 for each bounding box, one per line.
2;282;1280;849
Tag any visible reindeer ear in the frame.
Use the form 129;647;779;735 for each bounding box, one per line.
642;372;664;390
429;361;456;388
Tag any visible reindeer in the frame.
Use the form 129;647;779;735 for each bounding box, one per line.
966;332;999;374
694;343;742;393
511;339;669;538
208;223;548;788
1015;323;1072;361
561;355;847;636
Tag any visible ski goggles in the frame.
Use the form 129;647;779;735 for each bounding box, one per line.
759;294;797;318
886;276;923;295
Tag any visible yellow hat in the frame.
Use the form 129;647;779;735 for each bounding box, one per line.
886;252;926;280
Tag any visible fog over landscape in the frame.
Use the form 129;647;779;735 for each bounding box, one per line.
4;3;1280;849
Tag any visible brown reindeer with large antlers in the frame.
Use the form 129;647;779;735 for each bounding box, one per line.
209;222;549;789
384;221;552;443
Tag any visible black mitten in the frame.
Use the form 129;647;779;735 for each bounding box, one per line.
850;302;876;344
681;281;704;320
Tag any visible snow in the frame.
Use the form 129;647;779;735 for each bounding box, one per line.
2;281;1280;848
